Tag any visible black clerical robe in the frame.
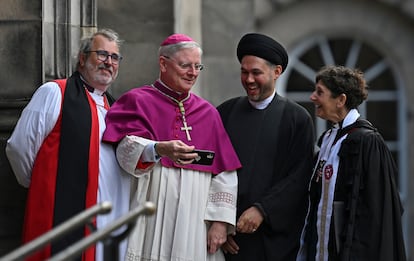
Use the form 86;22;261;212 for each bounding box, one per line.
218;94;315;261
304;119;406;261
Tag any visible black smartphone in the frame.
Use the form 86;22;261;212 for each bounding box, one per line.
191;149;215;165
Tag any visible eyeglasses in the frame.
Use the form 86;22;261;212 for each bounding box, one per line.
86;50;123;65
163;56;204;71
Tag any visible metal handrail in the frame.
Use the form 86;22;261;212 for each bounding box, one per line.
0;201;112;261
47;201;156;261
0;201;156;261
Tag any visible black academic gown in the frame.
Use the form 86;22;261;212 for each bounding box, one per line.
218;95;315;261
304;120;406;261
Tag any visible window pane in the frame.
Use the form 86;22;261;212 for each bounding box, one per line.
287;69;314;92
368;68;396;90
356;42;382;71
329;38;353;66
300;45;325;70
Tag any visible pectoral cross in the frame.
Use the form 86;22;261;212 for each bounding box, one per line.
181;121;192;141
178;101;192;141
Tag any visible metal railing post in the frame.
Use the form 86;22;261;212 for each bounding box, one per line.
47;201;156;261
0;202;112;261
0;201;156;261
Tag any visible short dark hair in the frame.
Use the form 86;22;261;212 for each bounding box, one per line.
316;65;368;109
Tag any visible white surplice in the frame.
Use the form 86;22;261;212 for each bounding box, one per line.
5;82;131;261
296;109;360;261
117;136;238;261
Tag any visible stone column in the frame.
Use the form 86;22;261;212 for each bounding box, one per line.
174;0;203;95
174;0;202;43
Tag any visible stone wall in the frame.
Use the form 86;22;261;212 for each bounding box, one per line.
0;0;42;255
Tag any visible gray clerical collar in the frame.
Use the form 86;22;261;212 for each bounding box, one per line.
248;90;276;110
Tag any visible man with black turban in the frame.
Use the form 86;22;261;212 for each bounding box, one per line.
218;33;315;260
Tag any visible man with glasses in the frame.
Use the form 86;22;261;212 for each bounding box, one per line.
6;28;130;261
102;33;241;261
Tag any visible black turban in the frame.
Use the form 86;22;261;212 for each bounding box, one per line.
237;33;288;72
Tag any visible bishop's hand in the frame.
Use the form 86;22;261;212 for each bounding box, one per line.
207;221;227;254
155;140;197;165
222;234;239;255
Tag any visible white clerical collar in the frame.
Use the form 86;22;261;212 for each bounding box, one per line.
342;109;360;128
248;89;276;110
91;88;104;96
158;79;182;95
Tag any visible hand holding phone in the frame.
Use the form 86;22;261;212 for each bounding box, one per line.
191;149;215;165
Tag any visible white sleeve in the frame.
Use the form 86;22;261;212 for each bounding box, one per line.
205;170;238;233
141;142;161;163
5;82;62;187
116;135;156;177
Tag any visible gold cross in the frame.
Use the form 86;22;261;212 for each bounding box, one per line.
177;101;192;141
181;120;192;141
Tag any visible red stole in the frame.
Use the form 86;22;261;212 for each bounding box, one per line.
23;78;100;261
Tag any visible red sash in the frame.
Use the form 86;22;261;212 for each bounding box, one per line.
23;78;99;261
